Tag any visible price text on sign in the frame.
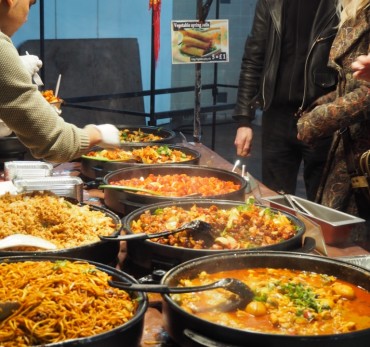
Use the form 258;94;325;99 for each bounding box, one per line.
171;19;229;64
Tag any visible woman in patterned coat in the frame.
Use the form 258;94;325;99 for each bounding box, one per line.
297;0;370;227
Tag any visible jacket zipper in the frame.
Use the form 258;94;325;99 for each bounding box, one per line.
297;13;338;116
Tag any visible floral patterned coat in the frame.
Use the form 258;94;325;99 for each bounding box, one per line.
297;6;370;217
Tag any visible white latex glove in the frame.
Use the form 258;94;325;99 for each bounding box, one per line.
50;104;62;116
95;124;120;148
0;119;12;137
19;54;43;76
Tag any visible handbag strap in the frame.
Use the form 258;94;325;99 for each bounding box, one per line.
360;150;370;176
340;127;369;189
340;127;370;219
341;127;357;175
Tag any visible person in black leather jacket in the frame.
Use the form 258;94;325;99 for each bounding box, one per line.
233;0;339;200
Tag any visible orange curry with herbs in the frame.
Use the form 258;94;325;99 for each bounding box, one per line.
172;268;370;336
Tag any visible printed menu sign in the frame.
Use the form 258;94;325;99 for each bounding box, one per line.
171;19;229;64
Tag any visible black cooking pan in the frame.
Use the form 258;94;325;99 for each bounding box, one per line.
0;201;122;266
0;255;148;347
80;143;201;180
102;165;248;216
116;125;176;144
0;135;27;153
121;199;308;271
0;135;28;163
160;251;370;347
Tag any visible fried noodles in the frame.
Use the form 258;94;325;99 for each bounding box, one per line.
0;260;138;346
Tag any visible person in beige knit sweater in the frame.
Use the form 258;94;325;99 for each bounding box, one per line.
0;0;120;163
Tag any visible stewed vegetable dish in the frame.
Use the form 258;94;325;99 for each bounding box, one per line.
119;128;164;143
84;145;195;163
172;268;370;335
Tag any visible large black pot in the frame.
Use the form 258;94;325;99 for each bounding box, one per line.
160;251;370;347
102;165;248;216
80;144;201;180
0;255;148;347
122;199;307;271
116;125;176;144
0;203;122;266
0;135;28;165
0;135;27;153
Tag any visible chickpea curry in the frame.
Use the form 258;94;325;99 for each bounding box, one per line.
172;268;370;336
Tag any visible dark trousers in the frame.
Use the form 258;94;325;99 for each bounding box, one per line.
261;108;332;201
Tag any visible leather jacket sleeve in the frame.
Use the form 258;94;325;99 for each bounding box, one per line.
233;0;269;126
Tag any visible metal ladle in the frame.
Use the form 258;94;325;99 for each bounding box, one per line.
109;277;254;312
99;184;202;197
99;220;216;245
99;184;163;196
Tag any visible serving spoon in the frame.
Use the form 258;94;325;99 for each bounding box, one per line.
99;184;163;196
109;277;254;312
99;220;215;245
99;184;202;197
0;234;57;250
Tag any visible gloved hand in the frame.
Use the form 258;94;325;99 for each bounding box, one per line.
0;119;12;137
50;104;62;116
19;54;43;76
95;124;120;148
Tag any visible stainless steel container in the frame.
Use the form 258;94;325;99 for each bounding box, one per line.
13;176;84;201
262;195;365;245
4;161;53;180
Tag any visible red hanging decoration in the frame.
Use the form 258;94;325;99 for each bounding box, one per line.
149;0;161;65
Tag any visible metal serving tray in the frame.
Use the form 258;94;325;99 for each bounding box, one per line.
262;195;365;245
4;161;53;180
13;176;84;202
338;255;370;271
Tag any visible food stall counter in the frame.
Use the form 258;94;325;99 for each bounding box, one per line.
1;142;369;347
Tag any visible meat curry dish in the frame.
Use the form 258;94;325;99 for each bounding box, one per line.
109;174;241;197
129;202;298;249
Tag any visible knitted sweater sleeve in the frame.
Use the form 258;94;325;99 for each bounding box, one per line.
0;32;90;163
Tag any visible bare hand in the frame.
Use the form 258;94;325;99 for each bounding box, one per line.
234;127;253;157
351;54;370;82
